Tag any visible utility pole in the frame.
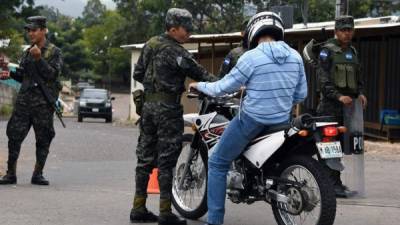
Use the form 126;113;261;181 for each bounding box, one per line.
302;0;308;27
335;0;349;18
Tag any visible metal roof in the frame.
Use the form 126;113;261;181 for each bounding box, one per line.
121;16;400;49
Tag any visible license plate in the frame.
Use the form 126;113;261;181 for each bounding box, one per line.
316;141;343;159
92;108;99;112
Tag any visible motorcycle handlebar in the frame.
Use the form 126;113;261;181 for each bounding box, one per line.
186;90;238;101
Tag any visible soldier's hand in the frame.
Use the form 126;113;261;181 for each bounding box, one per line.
359;94;367;109
29;45;42;61
339;96;353;105
0;70;10;80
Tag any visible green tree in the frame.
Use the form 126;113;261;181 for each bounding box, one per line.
82;0;107;27
0;0;38;61
113;0;249;41
39;6;93;80
82;10;130;83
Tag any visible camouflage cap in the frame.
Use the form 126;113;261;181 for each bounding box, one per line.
24;16;47;30
165;8;194;32
335;15;354;30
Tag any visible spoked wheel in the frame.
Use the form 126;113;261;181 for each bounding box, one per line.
172;134;208;219
272;155;336;225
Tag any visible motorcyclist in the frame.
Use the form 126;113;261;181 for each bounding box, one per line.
189;12;308;225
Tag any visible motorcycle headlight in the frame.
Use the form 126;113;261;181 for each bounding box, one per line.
79;101;86;107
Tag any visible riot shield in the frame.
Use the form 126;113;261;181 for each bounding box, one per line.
342;98;365;197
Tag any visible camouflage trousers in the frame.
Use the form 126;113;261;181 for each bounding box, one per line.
6;103;55;171
317;98;344;185
316;98;344;124
135;101;184;200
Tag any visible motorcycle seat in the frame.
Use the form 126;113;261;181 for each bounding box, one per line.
255;123;290;138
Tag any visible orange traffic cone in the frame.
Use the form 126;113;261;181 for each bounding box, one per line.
147;168;160;194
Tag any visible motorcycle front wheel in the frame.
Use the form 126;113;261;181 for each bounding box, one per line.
172;133;208;219
271;155;337;225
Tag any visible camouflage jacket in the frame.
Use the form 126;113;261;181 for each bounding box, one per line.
317;38;363;101
11;40;63;107
133;33;216;96
218;45;246;78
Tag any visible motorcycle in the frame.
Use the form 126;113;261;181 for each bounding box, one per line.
172;92;344;225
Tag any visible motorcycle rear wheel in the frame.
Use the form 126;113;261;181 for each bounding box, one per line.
172;134;208;219
271;155;336;225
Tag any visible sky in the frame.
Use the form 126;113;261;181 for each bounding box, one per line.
34;0;116;18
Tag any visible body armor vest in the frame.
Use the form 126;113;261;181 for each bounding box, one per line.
324;42;360;95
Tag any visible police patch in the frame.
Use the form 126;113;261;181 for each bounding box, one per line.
223;58;231;65
345;52;353;60
319;50;329;61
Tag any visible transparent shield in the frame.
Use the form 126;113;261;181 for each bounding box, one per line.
342;98;365;197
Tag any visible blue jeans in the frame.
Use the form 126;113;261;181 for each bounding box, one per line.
207;112;268;225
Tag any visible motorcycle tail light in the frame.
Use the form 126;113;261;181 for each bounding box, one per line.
323;126;338;137
322;137;335;142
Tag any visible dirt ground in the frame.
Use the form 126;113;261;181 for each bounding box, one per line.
365;140;400;160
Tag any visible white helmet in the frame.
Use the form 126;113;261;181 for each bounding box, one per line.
246;12;284;49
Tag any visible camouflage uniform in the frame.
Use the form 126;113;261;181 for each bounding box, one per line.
0;16;63;184
218;45;246;78
316;16;363;122
316;16;364;195
132;8;216;219
219;19;249;78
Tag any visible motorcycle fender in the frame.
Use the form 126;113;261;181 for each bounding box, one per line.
324;158;345;171
243;131;285;168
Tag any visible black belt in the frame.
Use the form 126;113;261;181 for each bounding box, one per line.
145;92;181;104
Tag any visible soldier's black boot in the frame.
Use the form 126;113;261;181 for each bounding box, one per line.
158;199;187;225
158;212;187;225
130;196;158;223
0;161;17;185
0;174;17;184
31;163;49;185
334;184;348;198
334;184;357;198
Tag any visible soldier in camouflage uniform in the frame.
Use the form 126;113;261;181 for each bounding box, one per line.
130;8;216;225
0;16;63;186
316;15;367;197
218;19;249;78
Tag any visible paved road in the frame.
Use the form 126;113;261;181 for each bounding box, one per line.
0;116;399;225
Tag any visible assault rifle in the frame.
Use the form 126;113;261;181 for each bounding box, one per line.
28;45;66;128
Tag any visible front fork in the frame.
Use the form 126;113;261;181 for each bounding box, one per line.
177;133;208;190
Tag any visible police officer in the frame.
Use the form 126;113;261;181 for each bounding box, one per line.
316;15;367;197
130;8;216;225
0;16;63;185
218;19;249;78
